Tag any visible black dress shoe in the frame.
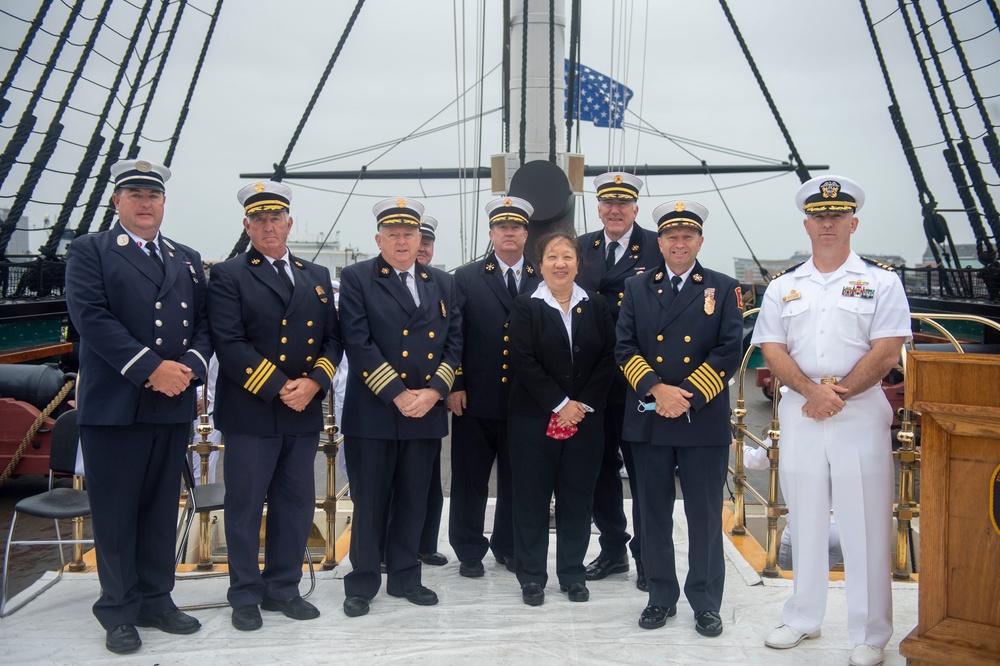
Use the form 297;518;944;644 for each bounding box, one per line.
231;605;263;631
521;582;544;606
585;554;630;580
418;551;449;566
401;585;439;606
136;608;201;635
635;560;649;592
638;604;677;629
459;560;485;578
105;624;141;654
495;554;516;572
695;610;724;637
261;595;320;620
558;581;590;602
343;596;370;618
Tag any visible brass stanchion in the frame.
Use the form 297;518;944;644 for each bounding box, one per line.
762;380;782;578
321;391;340;570
892;345;921;580
69;475;87;571
192;388;218;572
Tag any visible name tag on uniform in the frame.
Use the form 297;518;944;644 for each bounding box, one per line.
781;289;801;302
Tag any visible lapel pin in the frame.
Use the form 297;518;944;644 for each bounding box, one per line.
117;234;129;246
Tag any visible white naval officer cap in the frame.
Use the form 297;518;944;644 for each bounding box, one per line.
795;175;865;214
593;171;643;201
652;200;709;234
238;181;293;215
485;196;533;226
419;215;438;239
110;159;170;192
373;197;425;228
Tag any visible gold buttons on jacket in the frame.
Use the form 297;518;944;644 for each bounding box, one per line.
720;370;726;377
427;353;434;359
363;371;369;377
279;354;286;361
281;337;288;344
503;350;509;356
503;336;509;342
307;338;314;344
282;319;288;326
502;364;508;370
403;329;409;336
501;377;508;383
401;373;407;379
306;356;313;362
619;292;624;298
402;351;409;357
302;372;308;377
657;335;663;341
656;356;662;363
684;357;690;363
684;335;691;342
425;374;432;381
504;322;509;329
307;321;314;327
246;367;253;374
657;289;663;294
428;332;435;339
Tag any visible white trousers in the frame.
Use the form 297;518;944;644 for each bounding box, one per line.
777;384;894;648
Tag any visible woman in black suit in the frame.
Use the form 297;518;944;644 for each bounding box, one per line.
507;229;616;606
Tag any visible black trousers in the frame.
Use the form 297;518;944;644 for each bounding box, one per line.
79;422;188;630
380;442;444;558
344;437;437;599
223;432;318;607
590;401;641;562
632;442;728;611
448;414;513;563
508;413;603;588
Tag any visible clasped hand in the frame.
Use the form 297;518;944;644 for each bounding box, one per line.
802;383;848;421
279;378;321;412
145;360;194;397
556;400;587;428
649;383;693;419
394;388;442;419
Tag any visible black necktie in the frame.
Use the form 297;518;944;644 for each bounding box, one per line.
145;241;164;274
399;271;415;304
273;259;294;294
506;269;518;300
605;241;619;270
671;275;682;296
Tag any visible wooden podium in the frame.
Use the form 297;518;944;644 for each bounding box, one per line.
899;352;1000;665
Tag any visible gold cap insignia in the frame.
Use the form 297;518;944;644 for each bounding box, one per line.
135;160;151;172
504;198;512;207
692;273;703;282
820;180;840;199
117;234;129;246
396;197;407;208
254;182;266;193
674;201;686;212
614;174;623;184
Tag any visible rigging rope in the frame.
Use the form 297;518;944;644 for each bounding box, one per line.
631;0;650;171
0;0;84;259
0;0;56;125
453;0;468;264
910;0;1000;253
517;0;529;166
470;0;489;259
565;0;581;153
71;0;155;239
227;0;368;259
97;0;176;233
0;378;75;487
717;0;811;184
502;0;511;153
548;0;556;164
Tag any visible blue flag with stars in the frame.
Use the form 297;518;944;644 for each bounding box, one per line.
565;60;633;129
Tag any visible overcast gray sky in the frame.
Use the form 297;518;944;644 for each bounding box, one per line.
2;0;998;274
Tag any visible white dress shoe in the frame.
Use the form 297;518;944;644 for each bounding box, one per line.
848;644;884;666
764;624;821;649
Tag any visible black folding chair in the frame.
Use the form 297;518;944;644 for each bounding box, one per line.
0;409;92;616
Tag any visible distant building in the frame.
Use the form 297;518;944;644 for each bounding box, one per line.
287;235;374;280
734;252;907;285
0;208;30;256
919;243;980;268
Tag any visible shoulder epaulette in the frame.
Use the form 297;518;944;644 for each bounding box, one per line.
770;261;805;280
860;256;895;272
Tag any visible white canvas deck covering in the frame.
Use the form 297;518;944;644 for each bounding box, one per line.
0;500;917;665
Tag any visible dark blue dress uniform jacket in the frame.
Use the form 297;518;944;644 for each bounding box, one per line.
66;221;211;425
616;260;743;445
451;252;539;419
208;248;342;435
576;222;662;402
339;255;462;439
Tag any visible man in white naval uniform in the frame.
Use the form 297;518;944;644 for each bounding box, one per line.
751;176;911;666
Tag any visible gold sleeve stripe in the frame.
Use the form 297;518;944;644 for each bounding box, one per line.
622;355;655;391
435;363;456;389
366;362;399;395
687;362;724;401
244;359;276;394
314;357;336;382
